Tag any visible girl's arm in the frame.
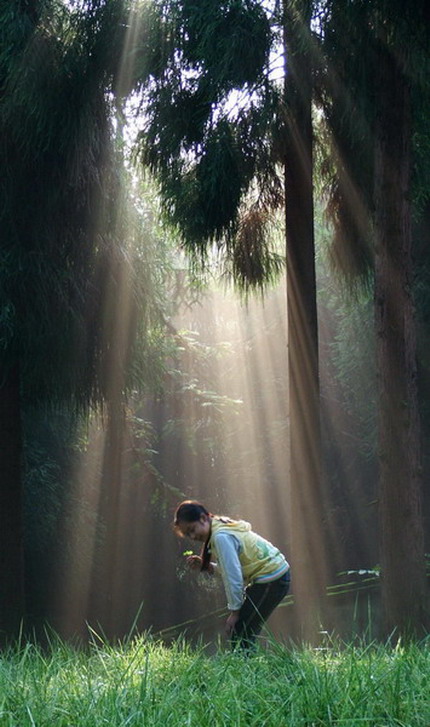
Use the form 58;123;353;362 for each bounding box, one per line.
212;532;244;610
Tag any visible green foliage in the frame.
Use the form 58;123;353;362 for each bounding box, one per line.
179;0;272;90
1;637;430;725
315;1;376;283
23;411;80;553
136;0;272;95
144;279;290;519
0;0;188;631
22;409;94;621
115;172;179;396
0;0;173;410
134;0;284;291
317;217;376;461
317;0;430;512
0;0;125;408
318;0;430;284
158;326;245;460
19;170;187;621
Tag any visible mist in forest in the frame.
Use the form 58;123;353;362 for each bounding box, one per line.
21;1;412;645
35;269;383;646
45;282;288;641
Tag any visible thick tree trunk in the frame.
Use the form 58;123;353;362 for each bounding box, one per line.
374;45;429;637
283;0;329;640
0;362;25;641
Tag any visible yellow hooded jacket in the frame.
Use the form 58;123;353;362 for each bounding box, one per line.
209;517;289;609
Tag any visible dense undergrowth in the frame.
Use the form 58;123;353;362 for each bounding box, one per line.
0;632;429;726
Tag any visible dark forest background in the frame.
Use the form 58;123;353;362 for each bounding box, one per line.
1;0;430;644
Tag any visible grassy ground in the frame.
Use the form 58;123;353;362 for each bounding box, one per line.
0;632;429;726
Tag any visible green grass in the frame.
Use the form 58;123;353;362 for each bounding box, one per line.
0;633;429;726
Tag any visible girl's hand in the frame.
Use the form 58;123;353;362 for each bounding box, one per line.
186;555;202;570
225;610;240;637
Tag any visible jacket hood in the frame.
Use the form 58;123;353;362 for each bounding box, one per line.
211;517;252;533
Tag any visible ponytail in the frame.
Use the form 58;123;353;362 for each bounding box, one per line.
200;537;212;572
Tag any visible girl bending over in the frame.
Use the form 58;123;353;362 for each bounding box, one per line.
174;500;290;648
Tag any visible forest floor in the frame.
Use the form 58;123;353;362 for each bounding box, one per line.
0;632;429;725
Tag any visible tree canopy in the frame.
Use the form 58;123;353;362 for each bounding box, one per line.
133;0;285;289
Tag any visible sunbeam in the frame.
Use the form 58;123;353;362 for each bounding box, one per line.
49;0;396;646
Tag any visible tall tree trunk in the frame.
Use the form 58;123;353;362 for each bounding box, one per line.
89;397;125;638
374;43;429;637
283;0;329;640
89;237;133;639
0;362;25;641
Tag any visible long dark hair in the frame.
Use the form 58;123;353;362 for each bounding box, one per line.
173;500;212;571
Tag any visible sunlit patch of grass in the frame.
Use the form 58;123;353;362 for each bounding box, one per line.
0;633;429;725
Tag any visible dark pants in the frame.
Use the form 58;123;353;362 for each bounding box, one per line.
231;571;290;649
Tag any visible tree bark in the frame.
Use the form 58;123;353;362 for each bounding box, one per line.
374;43;429;637
283;0;330;640
0;362;25;642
